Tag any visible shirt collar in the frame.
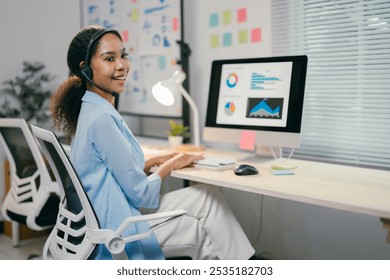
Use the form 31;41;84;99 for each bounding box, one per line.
82;90;115;110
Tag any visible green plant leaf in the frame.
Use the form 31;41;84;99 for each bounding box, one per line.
168;120;191;139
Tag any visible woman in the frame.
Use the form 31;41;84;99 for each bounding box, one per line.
51;25;255;260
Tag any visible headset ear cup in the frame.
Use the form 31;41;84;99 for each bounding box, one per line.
81;65;93;80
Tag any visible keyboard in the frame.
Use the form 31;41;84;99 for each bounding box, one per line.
193;157;236;170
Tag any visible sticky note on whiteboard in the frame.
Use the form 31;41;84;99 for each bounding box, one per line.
121;30;129;42
131;9;139;22
172;17;179;31
239;131;256;151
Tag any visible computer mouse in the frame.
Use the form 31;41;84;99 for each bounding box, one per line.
233;164;259;176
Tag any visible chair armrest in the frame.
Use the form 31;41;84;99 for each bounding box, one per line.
117;209;187;236
87;209;187;259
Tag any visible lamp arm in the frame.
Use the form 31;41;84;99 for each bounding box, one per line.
178;85;200;146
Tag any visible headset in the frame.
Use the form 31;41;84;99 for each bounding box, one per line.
80;29;119;100
80;29;117;96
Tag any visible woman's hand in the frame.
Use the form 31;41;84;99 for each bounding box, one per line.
156;152;204;179
167;152;204;170
144;152;178;173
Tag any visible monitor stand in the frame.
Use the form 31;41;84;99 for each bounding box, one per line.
238;145;295;164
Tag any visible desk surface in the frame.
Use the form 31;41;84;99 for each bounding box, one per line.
143;145;390;219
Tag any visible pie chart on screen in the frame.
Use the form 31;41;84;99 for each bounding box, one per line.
224;101;235;116
226;73;238;88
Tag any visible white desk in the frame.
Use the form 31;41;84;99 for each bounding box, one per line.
143;146;390;240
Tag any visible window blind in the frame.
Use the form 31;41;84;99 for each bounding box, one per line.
272;0;390;169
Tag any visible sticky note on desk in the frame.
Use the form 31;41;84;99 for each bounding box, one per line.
271;170;295;176
271;165;297;170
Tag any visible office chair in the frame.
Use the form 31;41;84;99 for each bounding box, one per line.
31;124;187;260
0;118;61;247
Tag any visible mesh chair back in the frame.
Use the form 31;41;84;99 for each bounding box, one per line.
0;127;37;179
31;124;188;260
31;124;99;259
0;118;60;230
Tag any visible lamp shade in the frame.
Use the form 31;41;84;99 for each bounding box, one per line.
152;70;201;147
152;81;176;106
152;70;186;106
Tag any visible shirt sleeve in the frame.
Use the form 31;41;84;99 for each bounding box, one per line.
89;113;161;209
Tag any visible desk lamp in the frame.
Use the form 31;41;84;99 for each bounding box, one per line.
152;70;202;150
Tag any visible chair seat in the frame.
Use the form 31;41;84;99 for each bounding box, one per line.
34;193;60;227
6;193;59;228
6;210;27;225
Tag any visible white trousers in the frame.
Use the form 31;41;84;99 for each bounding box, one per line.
143;184;255;260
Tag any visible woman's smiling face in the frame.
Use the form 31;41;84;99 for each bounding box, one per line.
88;33;130;99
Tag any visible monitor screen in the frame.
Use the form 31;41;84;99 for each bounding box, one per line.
204;55;308;149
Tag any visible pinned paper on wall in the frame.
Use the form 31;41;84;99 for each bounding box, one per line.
210;34;219;48
210;13;219;27
239;131;256;151
223;33;232;46
238;29;248;43
251;28;261;43
223;10;232;25
207;5;265;49
237;8;247;23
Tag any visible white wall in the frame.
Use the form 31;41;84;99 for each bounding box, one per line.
0;0;81;218
0;0;81;86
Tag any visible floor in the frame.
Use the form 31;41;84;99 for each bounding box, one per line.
0;233;48;260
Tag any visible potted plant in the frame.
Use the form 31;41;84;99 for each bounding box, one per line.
168;120;190;148
0;61;55;125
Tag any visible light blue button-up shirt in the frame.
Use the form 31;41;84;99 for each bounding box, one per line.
70;91;164;260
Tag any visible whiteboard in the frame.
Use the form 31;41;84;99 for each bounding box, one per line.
81;0;183;117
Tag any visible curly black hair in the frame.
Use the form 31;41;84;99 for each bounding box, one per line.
50;25;121;136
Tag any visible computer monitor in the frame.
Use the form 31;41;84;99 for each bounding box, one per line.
203;55;308;157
